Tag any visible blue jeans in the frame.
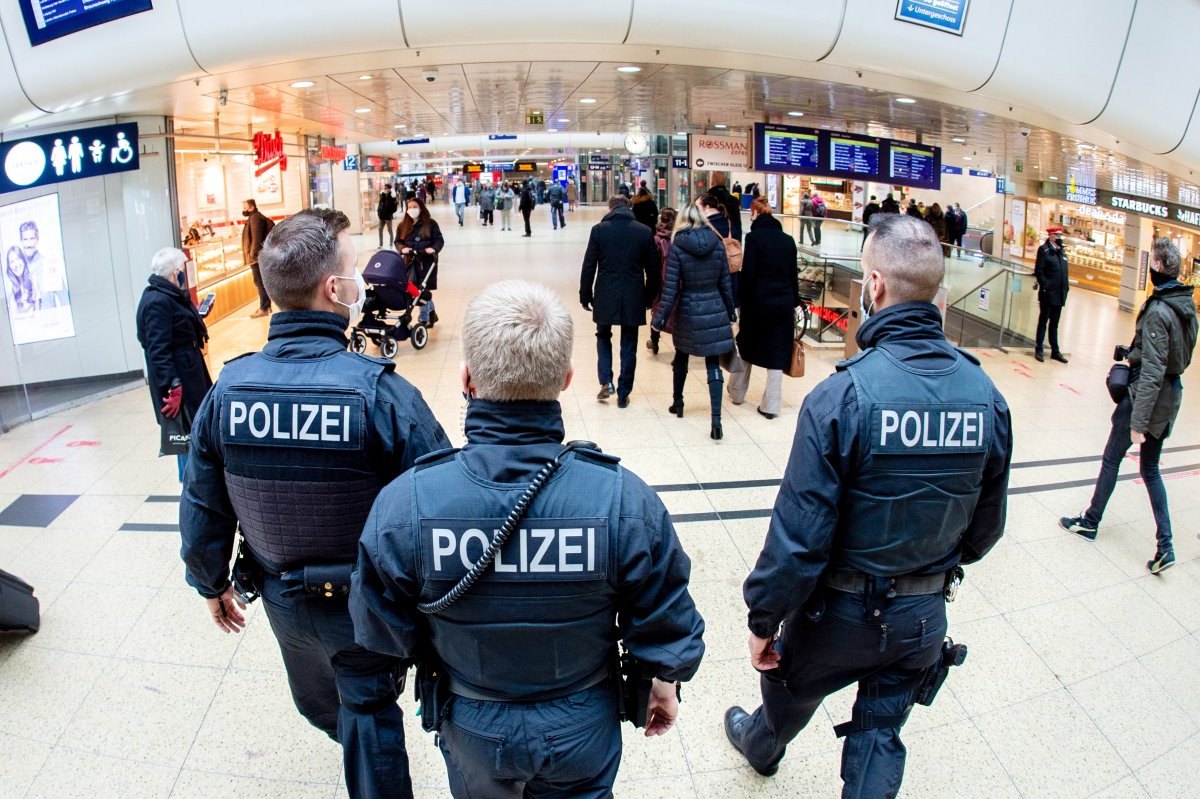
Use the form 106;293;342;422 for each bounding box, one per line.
455;203;465;224
438;683;621;799
420;298;435;324
260;575;412;799
737;591;947;798
595;324;638;398
551;202;565;228
1084;395;1173;554
176;453;188;483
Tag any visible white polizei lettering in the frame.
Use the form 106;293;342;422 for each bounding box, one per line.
292;404;299;440
249;402;270;437
298;404;320;441
588;527;595;571
342;405;350;442
272;403;291;439
459;529;488;569
900;411;921;447
529;529;555;572
321;405;340;442
939;411;947;446
432;529;455;571
945;412;961;446
962;412;979;447
520;528;528;573
880;410;900;446
559;528;583;572
493;530;516;572
921;412;938;447
229;401;247;435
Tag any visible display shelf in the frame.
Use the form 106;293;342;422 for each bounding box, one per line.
188;236;247;290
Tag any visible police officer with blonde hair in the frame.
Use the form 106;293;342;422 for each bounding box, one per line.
180;208;449;799
724;213;1012;796
351;279;705;798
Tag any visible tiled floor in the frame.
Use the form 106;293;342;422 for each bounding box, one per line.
1;202;1198;797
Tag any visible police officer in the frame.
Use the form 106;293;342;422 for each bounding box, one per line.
350;279;705;798
180;208;449;799
723;214;1012;796
1033;225;1070;363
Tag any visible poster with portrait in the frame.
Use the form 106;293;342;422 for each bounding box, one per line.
253;163;283;206
1;193;75;345
1007;198;1026;260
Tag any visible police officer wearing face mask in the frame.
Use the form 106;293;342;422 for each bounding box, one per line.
180;208;450;799
724;214;1012;797
1033;225;1070;363
351;280;706;798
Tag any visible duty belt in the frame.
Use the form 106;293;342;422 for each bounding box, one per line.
822;571;946;596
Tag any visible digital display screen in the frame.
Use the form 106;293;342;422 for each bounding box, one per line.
20;0;153;46
887;141;941;190
829;135;881;178
757;125;820;172
1;194;75;345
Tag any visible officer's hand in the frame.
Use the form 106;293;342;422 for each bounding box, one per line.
206;585;248;634
749;633;781;672
643;678;679;737
160;385;183;419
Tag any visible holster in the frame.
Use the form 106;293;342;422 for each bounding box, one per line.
615;648;655;729
231;538;263;604
279;563;354;600
914;637;968;707
414;658;451;734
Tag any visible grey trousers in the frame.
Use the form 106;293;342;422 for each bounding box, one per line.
727;364;783;415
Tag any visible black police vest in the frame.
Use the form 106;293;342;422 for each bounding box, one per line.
216;351;391;572
409;449;622;702
836;345;994;576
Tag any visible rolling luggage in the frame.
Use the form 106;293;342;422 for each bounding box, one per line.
0;568;40;632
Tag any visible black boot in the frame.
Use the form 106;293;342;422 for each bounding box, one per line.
669;356;687;417
708;366;724;440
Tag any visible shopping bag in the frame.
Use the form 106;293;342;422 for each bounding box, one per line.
159;407;192;457
720;343;747;374
784;340;805;378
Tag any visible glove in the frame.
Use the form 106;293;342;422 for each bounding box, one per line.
161;385;183;419
581;301;593;312
730;312;738;324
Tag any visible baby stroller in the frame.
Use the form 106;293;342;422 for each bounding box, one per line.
349;250;436;358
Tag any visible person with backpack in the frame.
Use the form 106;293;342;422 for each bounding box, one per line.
377;186;397;248
479;184;496;227
810;191;826;246
799;193;815;246
1060;238;1198;574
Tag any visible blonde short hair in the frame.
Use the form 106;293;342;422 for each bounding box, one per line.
150;247;186;279
462;281;573;402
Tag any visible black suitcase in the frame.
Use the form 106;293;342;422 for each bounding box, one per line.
0;568;39;633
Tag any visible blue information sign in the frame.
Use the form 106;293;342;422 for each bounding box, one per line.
342;155;359;171
1;122;139;194
755;124;820;172
941;165;963;175
484;162;514;172
20;0;153;46
895;0;968;36
968;169;993;178
487;134;517;141
671;156;688;169
396;137;430;146
887;140;940;190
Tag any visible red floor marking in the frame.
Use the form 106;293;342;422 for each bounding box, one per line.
66;440;101;447
27;457;63;464
1137;469;1200;484
0;424;73;479
1059;383;1082;395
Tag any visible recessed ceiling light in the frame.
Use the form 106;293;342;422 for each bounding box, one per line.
617;66;642;73
951;137;966;143
787;111;805;117
962;156;973;161
355;108;371;113
580;98;597;104
714;124;727;129
359;75;372;80
896;97;917;104
1049;175;1059;180
290;81;315;89
558;118;570;123
394;124;406;129
677;131;688;136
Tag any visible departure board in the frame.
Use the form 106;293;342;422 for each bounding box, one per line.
888;141;941;190
755;124;820;172
829;135;881;178
20;0;153;46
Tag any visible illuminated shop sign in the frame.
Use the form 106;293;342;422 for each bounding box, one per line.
1175;207;1200;227
320;145;347;161
1065;184;1097;205
1109;194;1167;218
1;122;139;194
253;129;287;175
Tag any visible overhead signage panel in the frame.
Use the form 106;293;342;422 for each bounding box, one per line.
20;0;153;46
755;125;820;173
1;122;139;194
886;140;940;190
895;0;969;36
513;161;538;173
829;134;881;179
487;134;517;141
671;156;689;169
396;137;431;146
749;123;940;190
688;134;748;171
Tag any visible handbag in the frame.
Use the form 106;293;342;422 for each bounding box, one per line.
159;406;192;457
784;340;805;378
1106;363;1130;403
720;342;747;374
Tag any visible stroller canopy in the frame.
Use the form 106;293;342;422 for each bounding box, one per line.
364;250;410;288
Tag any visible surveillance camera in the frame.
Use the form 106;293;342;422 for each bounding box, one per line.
1020;127;1031;138
219;88;228;107
423;69;438;83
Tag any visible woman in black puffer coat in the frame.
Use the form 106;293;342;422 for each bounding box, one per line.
652;204;736;440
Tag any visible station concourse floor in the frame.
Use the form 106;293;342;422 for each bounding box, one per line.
2;202;1200;799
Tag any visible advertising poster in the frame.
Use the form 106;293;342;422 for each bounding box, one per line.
1023;202;1042;259
688;134;748;172
782;175;802;216
1007;198;1026;259
253;163;284;205
766;174;779;211
1;193;75;345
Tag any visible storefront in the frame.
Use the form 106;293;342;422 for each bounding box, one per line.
174;127;307;324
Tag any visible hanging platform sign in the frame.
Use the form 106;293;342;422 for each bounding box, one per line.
895;0;969;36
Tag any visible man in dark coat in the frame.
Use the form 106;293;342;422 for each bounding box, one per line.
1033;225;1070;363
708;173;743;240
860;195;881;251
242;199;275;318
880;193;900;214
580;195;660;407
376;187;397;248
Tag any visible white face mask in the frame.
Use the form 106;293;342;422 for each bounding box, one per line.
407;208;420;220
334;273;367;322
860;275;876;322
